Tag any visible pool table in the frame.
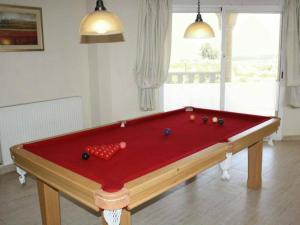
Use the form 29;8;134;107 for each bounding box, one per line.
10;107;280;225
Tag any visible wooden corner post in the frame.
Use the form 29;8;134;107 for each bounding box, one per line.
37;180;61;225
247;140;263;189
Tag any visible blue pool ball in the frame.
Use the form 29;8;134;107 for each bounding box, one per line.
163;128;172;136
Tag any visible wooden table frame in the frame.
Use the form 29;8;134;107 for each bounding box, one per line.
10;118;280;225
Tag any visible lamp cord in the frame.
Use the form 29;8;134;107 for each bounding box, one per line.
195;0;203;22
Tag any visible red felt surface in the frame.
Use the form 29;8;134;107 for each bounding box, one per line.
24;108;271;192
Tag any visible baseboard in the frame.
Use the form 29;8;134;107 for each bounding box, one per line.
0;164;16;175
282;135;300;141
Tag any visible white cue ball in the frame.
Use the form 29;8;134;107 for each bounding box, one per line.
212;117;218;123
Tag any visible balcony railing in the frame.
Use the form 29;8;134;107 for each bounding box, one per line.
166;72;221;84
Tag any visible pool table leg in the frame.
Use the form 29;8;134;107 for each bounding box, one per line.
37;180;61;225
247;140;263;189
102;209;131;225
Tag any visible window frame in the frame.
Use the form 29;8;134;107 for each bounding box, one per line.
162;5;283;138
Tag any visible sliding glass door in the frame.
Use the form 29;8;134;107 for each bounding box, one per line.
224;13;281;116
164;9;281;117
164;12;221;111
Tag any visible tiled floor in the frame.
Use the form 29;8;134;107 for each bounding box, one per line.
1;141;300;225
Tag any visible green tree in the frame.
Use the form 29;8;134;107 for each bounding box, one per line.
199;43;218;60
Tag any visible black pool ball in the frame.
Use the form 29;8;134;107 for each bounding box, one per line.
163;128;172;136
218;118;224;125
82;152;90;160
202;116;209;124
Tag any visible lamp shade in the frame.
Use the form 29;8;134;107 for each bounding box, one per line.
184;21;215;39
80;11;123;35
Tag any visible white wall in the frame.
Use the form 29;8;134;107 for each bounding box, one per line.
282;106;300;136
0;0;91;126
4;0;294;137
87;0;158;126
280;86;300;136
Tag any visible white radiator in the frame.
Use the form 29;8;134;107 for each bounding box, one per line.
0;97;84;165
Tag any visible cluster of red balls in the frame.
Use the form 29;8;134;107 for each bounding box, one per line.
85;142;127;160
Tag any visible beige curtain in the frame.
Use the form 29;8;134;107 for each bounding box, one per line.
135;0;172;111
283;0;300;107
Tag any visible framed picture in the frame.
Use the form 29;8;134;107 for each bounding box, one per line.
0;4;44;52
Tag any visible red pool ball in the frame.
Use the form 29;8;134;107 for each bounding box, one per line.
120;142;127;149
190;114;196;121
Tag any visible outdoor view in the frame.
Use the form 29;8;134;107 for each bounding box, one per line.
164;13;280;116
225;13;280;115
165;13;221;111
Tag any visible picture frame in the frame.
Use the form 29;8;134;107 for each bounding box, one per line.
0;4;44;52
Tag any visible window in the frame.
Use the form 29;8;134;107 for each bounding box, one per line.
164;12;221;111
164;10;281;116
224;13;280;116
